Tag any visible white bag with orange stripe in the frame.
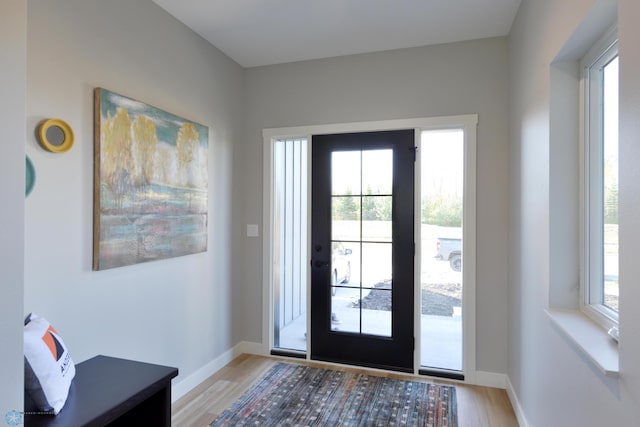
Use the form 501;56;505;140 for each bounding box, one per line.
24;313;76;415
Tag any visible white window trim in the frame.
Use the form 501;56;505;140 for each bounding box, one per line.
579;26;619;331
262;115;478;383
546;14;619;378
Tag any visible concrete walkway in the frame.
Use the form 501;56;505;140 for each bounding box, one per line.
279;288;462;371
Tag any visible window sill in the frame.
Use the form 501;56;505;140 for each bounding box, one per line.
546;309;619;377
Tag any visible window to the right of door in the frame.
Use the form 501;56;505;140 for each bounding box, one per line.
581;28;619;328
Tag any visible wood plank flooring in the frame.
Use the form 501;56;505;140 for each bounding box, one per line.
171;354;519;427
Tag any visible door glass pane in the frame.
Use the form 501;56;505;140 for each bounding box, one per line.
330;241;359;334
362;196;392;242
362;149;393;194
332;196;361;241
331;149;392;338
361;243;392;289
603;56;619;312
420;130;463;371
362;294;392;336
332;151;361;195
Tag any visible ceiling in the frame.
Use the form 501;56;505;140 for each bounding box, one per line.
153;0;521;68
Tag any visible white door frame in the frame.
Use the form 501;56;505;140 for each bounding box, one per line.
262;114;477;382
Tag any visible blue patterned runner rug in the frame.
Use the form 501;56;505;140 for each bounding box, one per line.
210;362;457;426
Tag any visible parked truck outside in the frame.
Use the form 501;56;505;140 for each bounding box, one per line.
435;237;462;272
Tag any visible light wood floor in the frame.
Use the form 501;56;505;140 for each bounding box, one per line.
171;354;519;427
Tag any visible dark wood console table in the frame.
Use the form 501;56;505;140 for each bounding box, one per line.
25;355;178;427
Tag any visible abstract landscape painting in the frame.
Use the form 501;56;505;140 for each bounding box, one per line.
93;88;208;270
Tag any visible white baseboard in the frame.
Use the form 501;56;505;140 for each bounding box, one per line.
475;370;507;389
171;341;263;402
236;341;265;356
506;376;529;427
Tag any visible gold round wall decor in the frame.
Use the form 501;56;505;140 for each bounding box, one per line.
37;118;74;153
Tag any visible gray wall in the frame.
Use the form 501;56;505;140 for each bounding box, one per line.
0;0;26;416
240;38;510;374
25;0;243;390
508;0;640;424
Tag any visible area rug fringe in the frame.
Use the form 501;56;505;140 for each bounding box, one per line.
211;362;457;427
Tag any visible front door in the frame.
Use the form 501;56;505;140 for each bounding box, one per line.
310;130;415;372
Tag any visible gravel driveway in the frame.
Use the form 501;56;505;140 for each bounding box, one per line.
354;282;462;317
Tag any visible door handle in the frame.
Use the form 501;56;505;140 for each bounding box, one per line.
312;260;329;268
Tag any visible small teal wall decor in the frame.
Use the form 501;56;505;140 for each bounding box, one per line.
26;155;35;197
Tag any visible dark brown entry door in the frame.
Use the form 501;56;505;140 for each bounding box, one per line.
310;130;415;372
